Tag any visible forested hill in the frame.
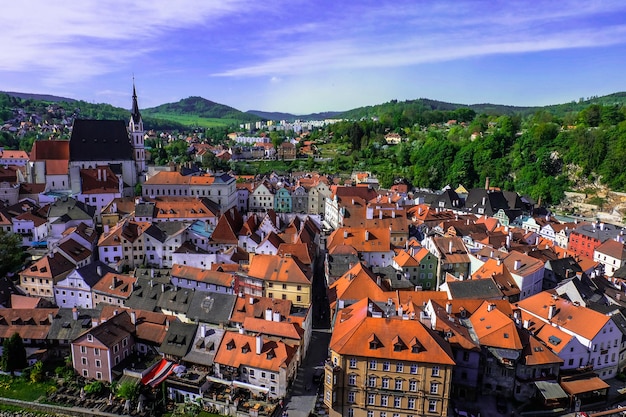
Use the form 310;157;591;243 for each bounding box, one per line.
246;110;342;122
338;94;626;125
143;96;260;122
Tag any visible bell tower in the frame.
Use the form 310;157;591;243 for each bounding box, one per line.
129;81;146;174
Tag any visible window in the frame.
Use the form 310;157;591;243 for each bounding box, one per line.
429;400;437;412
271;373;276;380
349;375;357;385
367;412;374;417
81;357;87;365
382;377;390;389
348;409;354;417
410;364;418;374
349;358;357;368
80;346;87;354
250;370;255;377
96;372;102;380
95;359;101;368
383;361;390;371
368;393;375;405
83;369;88;377
430;382;438;394
380;413;386;417
368;376;376;387
408;397;416;409
395;379;403;390
432;366;440;376
409;380;417;391
381;395;388;407
396;362;404;372
394;396;401;407
348;392;355;403
122;337;128;347
369;360;377;370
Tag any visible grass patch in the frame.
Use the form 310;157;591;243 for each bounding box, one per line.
146;113;240;128
0;374;55;402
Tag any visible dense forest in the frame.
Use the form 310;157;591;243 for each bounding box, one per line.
313;101;626;205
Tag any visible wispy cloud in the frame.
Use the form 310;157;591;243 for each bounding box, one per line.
215;0;626;77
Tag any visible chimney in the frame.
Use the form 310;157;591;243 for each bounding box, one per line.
523;319;530;329
249;297;255;305
487;303;495;312
72;308;78;321
448;240;453;254
255;334;263;355
514;259;521;270
398;305;403;317
418;207;423;216
497;257;501;266
150;268;155;278
368;302;373;313
482;196;486;206
343;230;348;239
97;169;102;181
392;210;396;219
485;177;490;190
273;310;281;322
446;302;452;314
365;230;370;241
379;210;383;220
97;265;102;276
130;311;137;325
103;169;107;182
239;326;245;334
265;308;272;321
200;324;206;338
165;319;170;330
548;304;556;320
48;313;54;324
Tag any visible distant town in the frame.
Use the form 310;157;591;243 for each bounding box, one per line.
0;87;625;417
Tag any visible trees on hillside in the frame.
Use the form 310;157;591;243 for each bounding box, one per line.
1;333;27;375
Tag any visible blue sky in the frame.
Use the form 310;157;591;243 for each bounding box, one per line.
1;0;625;114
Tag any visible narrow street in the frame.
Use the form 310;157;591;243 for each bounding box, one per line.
283;242;331;417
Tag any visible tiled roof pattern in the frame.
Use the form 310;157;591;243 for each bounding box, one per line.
214;331;296;372
247;254;311;285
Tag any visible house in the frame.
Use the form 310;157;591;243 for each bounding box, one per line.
54;261;114;308
91;272;136;308
274;186;292;213
143;221;190;268
44;197;96;247
97;218;151;269
594;239;626;277
327;227;394;268
71;311;136;382
517;291;621;379
568;222;624;260
277;142;296;161
12;209;47;247
247;253;312;307
20;252;75;300
422;236;471;288
324;298;455;417
170;264;235;294
249;182;275;212
0;308;59;364
75;166;122;222
55;238;93;268
213;331;297;399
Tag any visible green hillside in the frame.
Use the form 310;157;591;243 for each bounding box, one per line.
143;96;261;126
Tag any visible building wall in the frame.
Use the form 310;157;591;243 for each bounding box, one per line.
265;281;311;307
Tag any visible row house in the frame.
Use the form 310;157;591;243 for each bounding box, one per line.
44;197;96;247
56;238;93;268
422;236;471;288
517;291;621;379
392;247;438;290
170;264;235;294
213;331;297;399
55;261;116;308
91;272;136;307
249;182;275;212
20;252;75;301
142;171;236;210
143;221;190;268
0;308;59;364
341;199;409;247
274;187;292;213
133;197;219;225
0;149;29;167
246;253;312;307
568;221;623;260
594;238;626;277
324;298;455;417
327;227;394;268
98;218;151;269
324;185;378;230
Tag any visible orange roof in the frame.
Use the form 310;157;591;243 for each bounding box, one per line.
80;166;119;194
328;263;386;306
144;171;189;185
45;159;68;175
330;298;455;365
468;301;523;350
560;375;609;395
98;219;151;246
247;254;311;285
0;308;58;340
20;253;74;280
171;264;234;288
393;250;419;267
214;331;297;372
327;227;392;254
92;272;136;299
99;305;175;345
521;332;564;366
516;292;609;340
595;239;626;259
30;140;69;161
242;317;304;341
10;294;43;309
230;295;293;325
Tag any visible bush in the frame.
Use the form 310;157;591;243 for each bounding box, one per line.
84;380;104;395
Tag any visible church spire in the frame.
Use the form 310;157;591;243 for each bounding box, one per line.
131;79;141;123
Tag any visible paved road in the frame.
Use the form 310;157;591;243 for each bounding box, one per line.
283;329;331;417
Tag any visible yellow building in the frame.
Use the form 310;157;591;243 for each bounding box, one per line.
324;298;455;417
248;253;312;307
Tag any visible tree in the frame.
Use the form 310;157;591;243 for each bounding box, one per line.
115;380;139;401
30;360;44;383
1;333;27;375
0;230;23;277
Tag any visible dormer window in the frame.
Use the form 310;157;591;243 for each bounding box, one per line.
226;340;235;350
368;334;381;350
87;334;93;342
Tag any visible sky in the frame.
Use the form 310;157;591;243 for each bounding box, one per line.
1;0;626;115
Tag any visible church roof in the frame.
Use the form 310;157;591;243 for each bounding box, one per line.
69;119;132;161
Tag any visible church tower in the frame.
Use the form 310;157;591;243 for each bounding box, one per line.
129;82;146;174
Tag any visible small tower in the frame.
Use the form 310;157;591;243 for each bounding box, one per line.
129;82;146;174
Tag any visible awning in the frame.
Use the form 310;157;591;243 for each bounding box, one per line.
535;381;568;400
560;376;610;395
141;358;174;387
